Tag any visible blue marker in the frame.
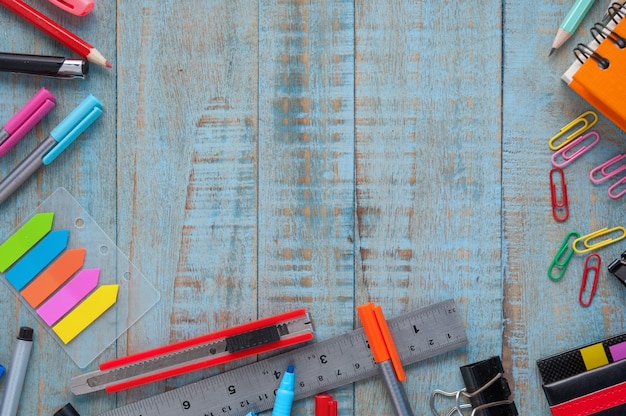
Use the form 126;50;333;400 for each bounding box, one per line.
0;364;5;378
272;365;295;416
0;94;103;205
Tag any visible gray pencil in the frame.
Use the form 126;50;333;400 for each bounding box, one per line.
0;327;34;416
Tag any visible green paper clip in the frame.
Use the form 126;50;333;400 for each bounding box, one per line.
548;231;581;281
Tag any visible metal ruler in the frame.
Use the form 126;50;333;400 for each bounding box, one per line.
98;299;467;416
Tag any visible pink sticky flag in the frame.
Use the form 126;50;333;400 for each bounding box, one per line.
36;268;100;326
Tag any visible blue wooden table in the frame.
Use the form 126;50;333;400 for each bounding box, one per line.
1;1;625;414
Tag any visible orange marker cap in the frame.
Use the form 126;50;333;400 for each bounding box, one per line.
356;302;406;382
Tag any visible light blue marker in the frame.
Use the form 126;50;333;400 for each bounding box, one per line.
271;365;295;416
0;94;103;205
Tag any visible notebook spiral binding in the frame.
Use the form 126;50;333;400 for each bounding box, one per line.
574;3;626;68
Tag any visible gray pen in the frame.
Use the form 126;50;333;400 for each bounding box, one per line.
0;326;34;416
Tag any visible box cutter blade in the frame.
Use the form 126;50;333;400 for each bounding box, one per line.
71;309;313;395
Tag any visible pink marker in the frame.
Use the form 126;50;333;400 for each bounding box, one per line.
36;268;100;326
48;0;95;16
0;88;56;157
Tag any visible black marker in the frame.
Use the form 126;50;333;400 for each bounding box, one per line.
0;326;34;416
0;52;88;79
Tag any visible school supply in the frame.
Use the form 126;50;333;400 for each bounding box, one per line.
0;52;88;79
604;0;626;20
548;231;581;281
550;0;597;55
590;153;626;198
537;332;626;415
0;327;34;416
54;403;81;416
579;253;601;306
315;394;338;416
572;226;626;253
550;167;569;222
357;302;414;416
551;131;600;168
0;188;160;368
0;0;110;67
548;111;598;151
271;365;296;416
562;3;626;131
0;87;56;157
608;248;626;285
71;309;314;394
0;94;102;205
48;0;94;16
430;356;518;416
94;299;467;416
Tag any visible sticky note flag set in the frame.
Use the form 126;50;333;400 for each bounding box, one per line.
0;188;160;368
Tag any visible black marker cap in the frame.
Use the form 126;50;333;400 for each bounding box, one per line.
54;403;80;416
18;326;33;341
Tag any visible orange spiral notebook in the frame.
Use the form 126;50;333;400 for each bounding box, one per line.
562;4;626;132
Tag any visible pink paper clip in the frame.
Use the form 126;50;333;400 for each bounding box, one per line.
608;176;626;199
579;253;601;307
48;0;94;16
590;154;626;184
551;130;600;168
550;167;569;222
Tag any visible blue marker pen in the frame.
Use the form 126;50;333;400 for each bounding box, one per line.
0;94;103;205
0;363;5;378
271;365;295;416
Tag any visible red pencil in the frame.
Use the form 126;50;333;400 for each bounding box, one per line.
0;0;111;68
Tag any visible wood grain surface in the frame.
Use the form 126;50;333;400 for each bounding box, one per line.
0;1;625;415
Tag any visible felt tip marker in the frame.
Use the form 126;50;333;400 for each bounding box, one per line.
271;365;295;416
0;326;34;416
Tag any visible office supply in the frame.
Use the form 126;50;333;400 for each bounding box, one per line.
71;308;313;394
548;231;580;281
94;299;467;416
271;365;296;416
0;188;160;368
0;87;56;157
357;302;414;416
550;167;569;222
603;0;626;20
37;268;100;325
608;249;626;285
579;253;600;306
0;212;54;272
590;153;626;183
53;284;119;344
0;327;34;416
54;403;81;416
245;413;256;416
537;332;626;415
21;248;86;308
315;394;338;416
551;130;600;168
548;111;597;151
0;0;111;68
49;0;94;16
562;4;626;131
607;176;626;198
0;52;88;79
430;356;518;416
572;226;626;253
0;364;5;378
550;0;597;55
5;229;69;290
0;94;102;205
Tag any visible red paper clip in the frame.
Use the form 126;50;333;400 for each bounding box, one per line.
579;254;601;307
550;167;569;222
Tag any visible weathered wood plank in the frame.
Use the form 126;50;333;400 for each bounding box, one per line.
258;0;355;413
355;1;503;414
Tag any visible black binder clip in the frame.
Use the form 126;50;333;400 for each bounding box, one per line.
608;250;626;286
429;356;518;416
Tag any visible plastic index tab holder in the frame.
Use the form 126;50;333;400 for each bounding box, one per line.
0;188;160;368
70;308;314;394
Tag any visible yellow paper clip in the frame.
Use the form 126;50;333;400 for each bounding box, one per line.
549;111;598;151
572;226;626;254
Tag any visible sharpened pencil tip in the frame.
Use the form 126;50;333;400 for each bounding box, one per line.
549;48;555;57
105;61;112;68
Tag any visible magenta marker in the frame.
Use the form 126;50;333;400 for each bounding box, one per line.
0;88;56;157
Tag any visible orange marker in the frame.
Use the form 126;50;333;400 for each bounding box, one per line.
357;302;414;416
